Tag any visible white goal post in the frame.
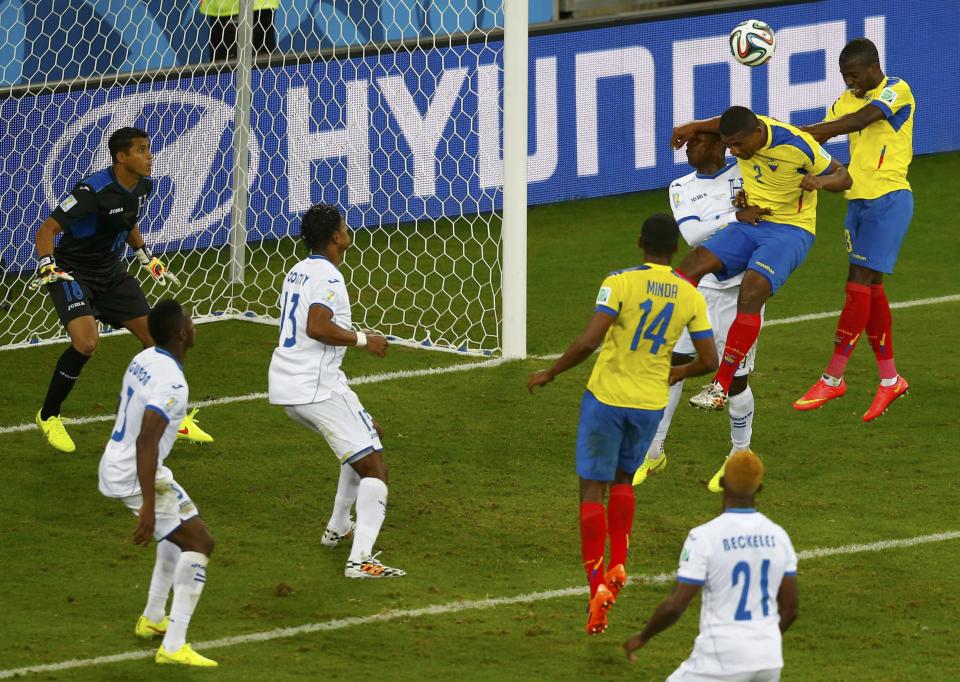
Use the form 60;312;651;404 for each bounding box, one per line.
0;1;527;359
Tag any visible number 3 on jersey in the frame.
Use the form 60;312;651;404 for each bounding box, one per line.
279;292;300;348
630;299;674;354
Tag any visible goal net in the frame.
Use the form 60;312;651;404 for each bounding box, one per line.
0;1;525;356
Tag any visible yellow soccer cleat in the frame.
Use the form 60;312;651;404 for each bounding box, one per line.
155;643;218;667
135;615;169;640
709;449;756;493
177;408;213;444
36;410;76;453
632;453;666;486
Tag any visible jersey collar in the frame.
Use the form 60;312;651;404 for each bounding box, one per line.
864;76;889;100
695;162;736;180
643;262;673;271
725;507;757;514
154;347;184;371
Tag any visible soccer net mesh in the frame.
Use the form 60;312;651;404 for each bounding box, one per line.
0;2;508;355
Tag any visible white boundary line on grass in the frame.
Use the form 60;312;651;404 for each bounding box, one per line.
1;293;957;438
2;530;957;679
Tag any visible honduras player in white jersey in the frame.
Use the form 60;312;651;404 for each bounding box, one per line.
98;299;218;667
624;450;798;681
637;132;770;492
268;204;404;578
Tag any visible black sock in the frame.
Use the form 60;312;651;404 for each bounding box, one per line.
40;346;91;420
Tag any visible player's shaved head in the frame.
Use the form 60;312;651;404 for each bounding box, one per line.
109;127;150;163
719;106;760;137
149;298;186;347
839;38;880;67
640;213;679;256
301;204;344;251
723;450;764;497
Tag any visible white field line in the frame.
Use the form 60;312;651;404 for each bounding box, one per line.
2;293;957;437
1;530;957;679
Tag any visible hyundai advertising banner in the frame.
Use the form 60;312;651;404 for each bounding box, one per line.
2;0;958;271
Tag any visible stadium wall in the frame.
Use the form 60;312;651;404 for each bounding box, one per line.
1;0;958;271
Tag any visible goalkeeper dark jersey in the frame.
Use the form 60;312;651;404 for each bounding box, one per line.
50;168;152;287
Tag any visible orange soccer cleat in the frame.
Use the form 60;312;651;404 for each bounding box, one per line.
604;564;627;603
862;376;909;422
793;377;847;411
586;583;614;635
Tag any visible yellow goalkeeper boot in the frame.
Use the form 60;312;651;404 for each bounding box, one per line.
177;408;213;445
155;643;218;667
36;410;75;453
135;615;169;640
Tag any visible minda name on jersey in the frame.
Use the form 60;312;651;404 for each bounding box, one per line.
722;533;778;552
646;280;678;299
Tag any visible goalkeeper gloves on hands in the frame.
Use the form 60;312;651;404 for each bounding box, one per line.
30;256;74;290
135;246;181;287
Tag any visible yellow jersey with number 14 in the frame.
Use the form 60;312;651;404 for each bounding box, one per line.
739;116;835;235
825;76;914;201
587;263;712;410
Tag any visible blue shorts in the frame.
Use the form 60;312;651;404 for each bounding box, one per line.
701;221;815;295
845;190;913;274
575;391;663;482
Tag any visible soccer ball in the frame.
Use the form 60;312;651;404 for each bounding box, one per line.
729;20;776;66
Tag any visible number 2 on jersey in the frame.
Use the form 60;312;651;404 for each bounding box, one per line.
732;559;772;621
630;299;674;354
279;292;300;348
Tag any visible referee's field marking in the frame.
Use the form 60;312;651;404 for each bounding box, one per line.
1;530;957;679
1;293;958;437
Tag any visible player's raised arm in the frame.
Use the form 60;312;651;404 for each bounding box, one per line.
527;310;614;392
132;408;168;546
803;104;886;143
671;117;721;149
306;304;388;357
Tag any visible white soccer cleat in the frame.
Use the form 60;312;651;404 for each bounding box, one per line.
689;381;728;411
345;552;406;578
321;521;355;547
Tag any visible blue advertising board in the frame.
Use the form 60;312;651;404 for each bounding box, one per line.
1;0;958;272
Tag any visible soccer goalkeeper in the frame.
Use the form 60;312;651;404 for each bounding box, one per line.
32;127;211;452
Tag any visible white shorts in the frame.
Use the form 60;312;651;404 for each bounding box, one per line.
667;664;781;682
675;286;764;378
284;389;383;464
121;478;198;541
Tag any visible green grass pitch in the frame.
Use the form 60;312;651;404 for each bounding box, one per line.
1;152;958;680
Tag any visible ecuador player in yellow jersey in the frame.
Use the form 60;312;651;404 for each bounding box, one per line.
527;214;719;636
793;38;914;421
670;107;852;410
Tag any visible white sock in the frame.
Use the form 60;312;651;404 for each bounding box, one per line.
329;465;361;533
144;540;180;623
648;379;684;457
727;385;755;452
822;373;843;387
880;375;899;387
349;478;388;563
162;551;209;653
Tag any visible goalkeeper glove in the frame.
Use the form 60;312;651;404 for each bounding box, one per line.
135;246;181;287
30;256;74;290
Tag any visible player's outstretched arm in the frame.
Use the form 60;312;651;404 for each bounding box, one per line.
777;575;799;633
802;104;886;143
800;159;852;193
669;333;720;385
671;117;721;149
30;217;74;289
623;582;700;661
306;304;388;357
526;311;613;392
133;409;167;547
130;227;180;287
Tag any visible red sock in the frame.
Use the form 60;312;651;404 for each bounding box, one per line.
675;268;701;288
580;502;606;597
867;284;897;380
824;282;872;378
714;313;762;392
607;484;635;570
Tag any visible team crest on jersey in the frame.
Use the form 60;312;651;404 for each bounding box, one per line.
596;286;612;305
879;87;897;104
767;162;778;172
59;195;77;212
672;192;681;207
323;289;336;303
